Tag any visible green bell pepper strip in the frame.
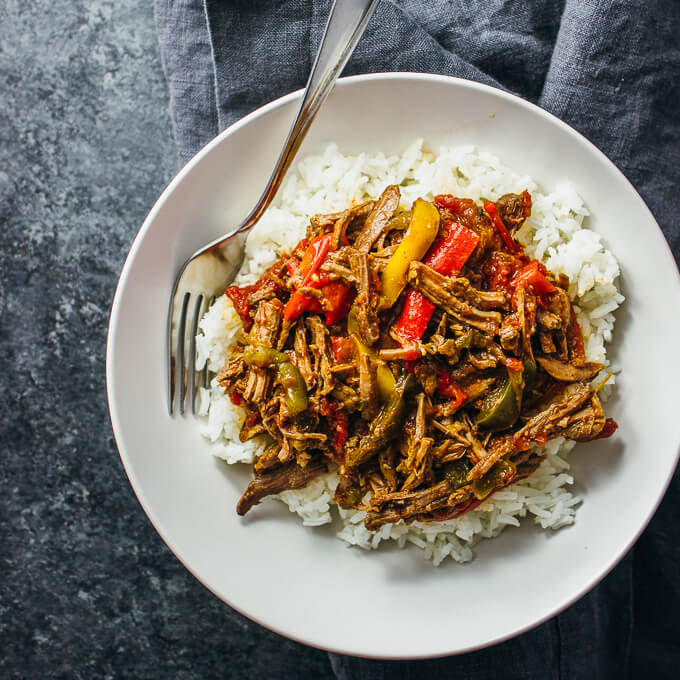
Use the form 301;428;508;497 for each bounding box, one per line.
242;345;308;416
472;460;516;500
346;373;415;467
523;356;537;387
476;368;524;431
442;458;473;490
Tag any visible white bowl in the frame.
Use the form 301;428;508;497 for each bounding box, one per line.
107;73;680;658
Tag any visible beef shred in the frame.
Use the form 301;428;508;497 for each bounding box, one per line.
215;188;617;525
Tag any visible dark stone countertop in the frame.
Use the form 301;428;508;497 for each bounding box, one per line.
0;2;333;677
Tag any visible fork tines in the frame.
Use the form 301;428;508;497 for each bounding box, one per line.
169;293;213;415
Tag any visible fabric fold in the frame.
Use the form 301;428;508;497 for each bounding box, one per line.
152;1;680;677
539;0;680;250
154;0;219;165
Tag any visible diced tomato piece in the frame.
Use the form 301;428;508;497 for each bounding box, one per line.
510;260;556;295
433;194;461;212
436;370;467;408
484;251;523;293
321;281;354;326
484;200;520;253
225;285;252;329
567;305;586;364
283;234;334;321
575;418;618;443
329;407;349;452
331;336;355;363
285;258;300;279
505;357;524;373
404;359;418;374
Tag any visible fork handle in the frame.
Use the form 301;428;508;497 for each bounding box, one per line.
239;0;381;230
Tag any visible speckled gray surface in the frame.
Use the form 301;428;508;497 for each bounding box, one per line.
0;2;333;677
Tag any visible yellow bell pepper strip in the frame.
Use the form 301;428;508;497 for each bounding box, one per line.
347;307;395;400
379;198;440;309
392;221;479;342
242;345;308;415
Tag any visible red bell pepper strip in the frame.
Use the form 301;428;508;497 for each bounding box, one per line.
283;234;333;321
436;370;467;408
299;235;330;277
510;259;556;295
400;348;421;361
427;222;481;274
393;222;479;342
393;289;437;343
484;200;520;253
283;292;313;322
285;289;324;320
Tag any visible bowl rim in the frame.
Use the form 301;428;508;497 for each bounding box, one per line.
106;71;680;659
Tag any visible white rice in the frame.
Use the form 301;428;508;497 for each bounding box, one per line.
195;139;623;566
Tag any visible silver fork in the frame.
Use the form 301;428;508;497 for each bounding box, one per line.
167;0;380;415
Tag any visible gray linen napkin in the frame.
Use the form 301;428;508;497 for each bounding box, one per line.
154;1;680;677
